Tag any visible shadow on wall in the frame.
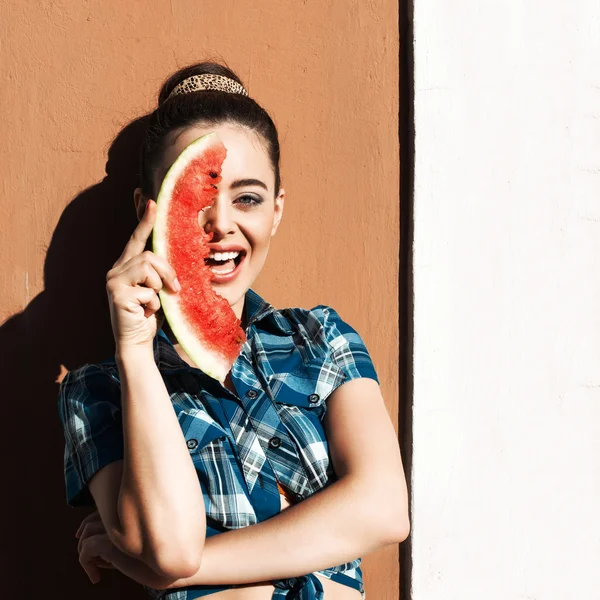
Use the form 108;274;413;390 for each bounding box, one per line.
0;117;151;599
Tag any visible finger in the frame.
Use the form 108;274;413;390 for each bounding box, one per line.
141;292;162;319
81;559;101;584
76;511;101;538
108;251;180;295
122;285;162;321
94;557;116;569
80;535;112;579
113;200;156;268
78;521;103;552
78;522;106;555
79;540;101;584
108;286;162;326
108;262;164;304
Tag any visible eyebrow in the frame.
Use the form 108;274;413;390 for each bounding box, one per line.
230;178;269;191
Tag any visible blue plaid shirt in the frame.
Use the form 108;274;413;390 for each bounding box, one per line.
58;288;379;600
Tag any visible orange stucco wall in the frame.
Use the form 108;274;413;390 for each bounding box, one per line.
0;1;400;598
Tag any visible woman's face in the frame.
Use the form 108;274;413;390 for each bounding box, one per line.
137;123;284;321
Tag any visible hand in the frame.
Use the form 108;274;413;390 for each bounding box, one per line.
75;510;106;548
75;511;115;583
105;200;181;351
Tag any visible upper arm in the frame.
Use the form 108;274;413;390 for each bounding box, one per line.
314;306;408;530
324;377;409;542
88;460;125;539
58;365;125;534
324;378;405;482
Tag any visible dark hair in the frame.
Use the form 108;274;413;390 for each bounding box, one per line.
139;62;281;198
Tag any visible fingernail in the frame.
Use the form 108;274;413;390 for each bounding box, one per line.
174;279;181;292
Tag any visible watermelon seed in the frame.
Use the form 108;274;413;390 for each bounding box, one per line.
209;172;218;178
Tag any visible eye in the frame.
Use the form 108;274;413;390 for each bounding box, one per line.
235;194;263;207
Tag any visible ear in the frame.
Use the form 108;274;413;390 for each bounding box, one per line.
271;188;285;237
133;188;151;222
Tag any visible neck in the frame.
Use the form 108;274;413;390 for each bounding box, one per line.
160;314;177;344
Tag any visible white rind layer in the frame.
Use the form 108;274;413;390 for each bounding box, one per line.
159;288;231;382
153;132;232;383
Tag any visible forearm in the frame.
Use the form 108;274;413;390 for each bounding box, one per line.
114;347;205;572
165;474;407;588
102;543;176;589
101;544;273;592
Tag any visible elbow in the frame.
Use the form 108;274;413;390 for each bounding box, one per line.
144;534;204;580
376;509;410;546
372;482;410;545
151;548;202;580
394;515;411;544
344;473;411;548
401;515;411;542
112;503;205;578
113;530;203;580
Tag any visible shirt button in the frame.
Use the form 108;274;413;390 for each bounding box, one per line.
246;389;258;399
187;439;198;450
308;393;320;404
268;436;282;449
294;493;304;502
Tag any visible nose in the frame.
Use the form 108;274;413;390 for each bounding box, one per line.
199;196;235;238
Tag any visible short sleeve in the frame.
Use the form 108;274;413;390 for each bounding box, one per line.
312;305;380;385
57;364;124;507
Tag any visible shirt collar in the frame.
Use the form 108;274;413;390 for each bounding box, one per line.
152;287;294;371
244;288;295;335
244;287;274;327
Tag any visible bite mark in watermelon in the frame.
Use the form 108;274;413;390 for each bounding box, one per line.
153;132;246;382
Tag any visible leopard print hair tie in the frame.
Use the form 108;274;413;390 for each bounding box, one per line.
166;74;248;100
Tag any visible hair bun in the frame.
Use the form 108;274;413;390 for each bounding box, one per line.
158;62;247;106
167;73;248;101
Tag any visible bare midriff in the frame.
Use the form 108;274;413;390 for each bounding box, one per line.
205;575;362;599
204;496;362;599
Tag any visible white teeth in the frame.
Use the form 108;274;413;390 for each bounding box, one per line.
209;264;236;275
208;251;240;261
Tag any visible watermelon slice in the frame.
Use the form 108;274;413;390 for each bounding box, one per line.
153;132;246;382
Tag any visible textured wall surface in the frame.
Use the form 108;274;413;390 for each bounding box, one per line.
0;1;401;598
412;2;600;598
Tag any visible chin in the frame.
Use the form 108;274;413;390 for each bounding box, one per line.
211;281;247;310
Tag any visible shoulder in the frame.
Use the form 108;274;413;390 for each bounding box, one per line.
277;304;348;329
57;361;125;507
274;305;379;384
60;361;120;388
57;362;122;426
278;304;366;347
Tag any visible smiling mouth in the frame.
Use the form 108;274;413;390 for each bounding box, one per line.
204;251;245;275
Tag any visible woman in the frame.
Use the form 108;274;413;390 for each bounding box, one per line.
59;62;409;599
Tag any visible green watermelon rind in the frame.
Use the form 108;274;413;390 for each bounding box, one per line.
153;132;231;383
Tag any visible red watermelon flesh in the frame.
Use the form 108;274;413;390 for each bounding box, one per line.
153;133;246;381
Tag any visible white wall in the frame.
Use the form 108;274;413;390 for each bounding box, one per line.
412;2;600;598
